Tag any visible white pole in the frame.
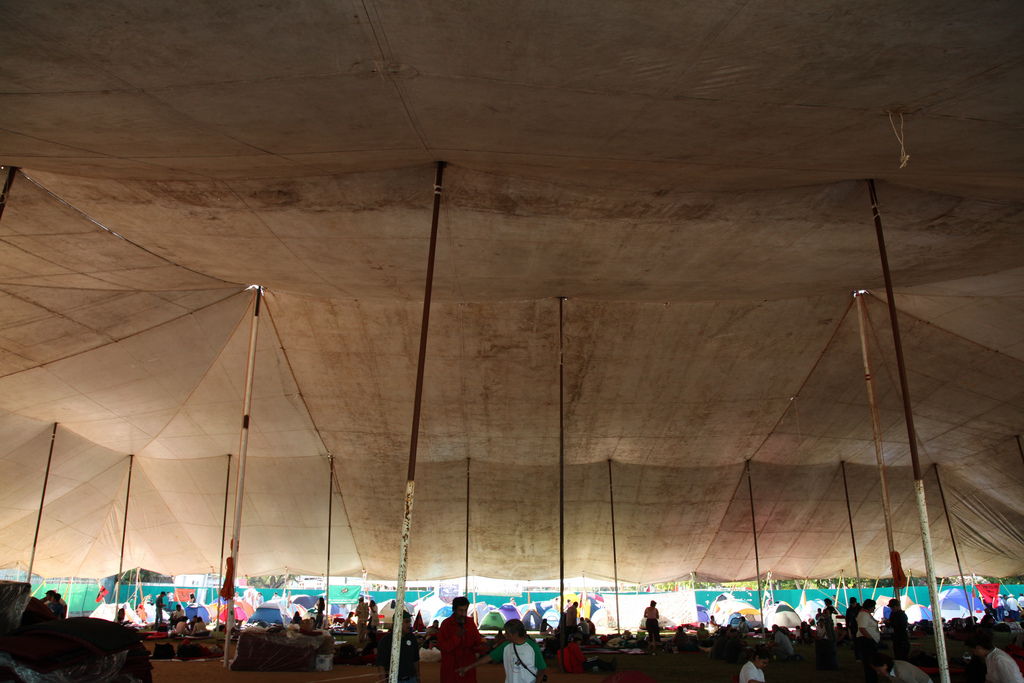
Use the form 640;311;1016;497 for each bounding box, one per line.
222;287;262;667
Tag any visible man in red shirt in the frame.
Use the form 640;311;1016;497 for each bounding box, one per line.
437;596;483;683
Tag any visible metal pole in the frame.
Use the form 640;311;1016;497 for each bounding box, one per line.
465;457;471;593
390;161;445;683
558;296;566;661
27;423;58;581
745;460;764;630
854;293;899;597
0;166;17;222
217;453;232;621
114;454;135;609
607;459;622;635
840;461;864;602
223;287;262;667
933;464;974;620
868;179;949;683
326;454;334;619
1016;435;1024;471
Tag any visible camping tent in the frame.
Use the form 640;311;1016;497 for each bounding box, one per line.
248;601;289;626
763;602;802;629
0;1;1022;588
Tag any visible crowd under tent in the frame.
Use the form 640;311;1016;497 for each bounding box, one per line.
0;2;1023;601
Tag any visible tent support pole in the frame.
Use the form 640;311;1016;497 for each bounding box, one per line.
0;166;17;222
746;460;764;630
933;464;973;621
326;454;334;618
223;286;262;667
114;454;135;608
840;461;864;602
465;457;470;594
868;179;949;683
216;454;232;622
558;296;566;663
1017;435;1024;471
390;161;445;683
607;459;621;635
854;293;899;597
27;423;58;582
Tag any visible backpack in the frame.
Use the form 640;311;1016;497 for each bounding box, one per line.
177;643;203;659
152;643;175;659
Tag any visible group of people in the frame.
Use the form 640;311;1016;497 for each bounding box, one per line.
41;590;67;618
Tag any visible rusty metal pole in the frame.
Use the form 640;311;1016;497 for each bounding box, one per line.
558;296;566;662
854;293;899;597
216;454;232;622
933;464;974;621
868;179;949;683
0;166;17;222
113;454;135;609
840;461;864;602
326;454;334;617
27;423;58;582
389;161;445;683
223;287;262;667
746;460;764;630
607;459;622;635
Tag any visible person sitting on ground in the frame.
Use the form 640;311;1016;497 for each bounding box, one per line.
190;617;209;637
673;626;701;652
870;652;932;683
173;618;188;637
725;629;748;664
697;622;710;640
739;646;771;683
771;625;802;661
115;607;131;626
737;616;750;635
710;626;732;660
540;618;552;635
171;604;186;625
798;620;812;644
422;618;440;648
558;633;617;673
291;610;303;625
966;629;1024;683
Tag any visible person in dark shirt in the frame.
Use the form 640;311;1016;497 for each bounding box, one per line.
725;630;747;664
710;627;733;660
886;599;910;661
846;598;862;660
377;612;420;683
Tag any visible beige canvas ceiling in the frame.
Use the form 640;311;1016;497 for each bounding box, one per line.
0;1;1022;584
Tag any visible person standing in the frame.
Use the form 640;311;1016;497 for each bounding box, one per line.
356;596;370;643
857;599;881;683
566;600;578;635
377;612;420;683
846;598;862;660
156;591;167;627
886;599;910;661
644;600;661;653
369;600;380;636
314;597;326;630
438;596;483;683
1006;594;1020;623
458;619;546;683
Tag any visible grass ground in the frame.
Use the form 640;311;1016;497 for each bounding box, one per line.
146;630;1020;682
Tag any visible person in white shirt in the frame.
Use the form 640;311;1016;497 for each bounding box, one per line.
965;630;1024;683
739;646;771;683
856;599;881;683
870;652;932;683
1006;595;1021;622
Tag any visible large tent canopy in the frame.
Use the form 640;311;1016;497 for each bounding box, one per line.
0;1;1022;584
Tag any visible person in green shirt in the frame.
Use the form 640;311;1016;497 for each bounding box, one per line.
458;619;546;683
